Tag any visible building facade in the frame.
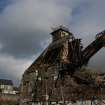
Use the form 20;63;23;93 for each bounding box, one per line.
0;79;19;94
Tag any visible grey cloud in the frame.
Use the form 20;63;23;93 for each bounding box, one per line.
71;0;105;71
89;49;105;72
0;53;33;85
0;29;48;58
0;0;72;58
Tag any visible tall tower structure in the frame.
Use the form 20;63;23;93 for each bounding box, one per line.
51;26;74;63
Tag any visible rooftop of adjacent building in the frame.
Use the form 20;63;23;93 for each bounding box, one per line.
0;79;13;86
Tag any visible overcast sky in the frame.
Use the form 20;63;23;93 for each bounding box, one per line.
0;0;105;86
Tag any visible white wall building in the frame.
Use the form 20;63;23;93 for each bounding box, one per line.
0;79;19;94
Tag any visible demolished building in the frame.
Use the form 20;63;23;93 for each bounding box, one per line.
20;26;105;105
